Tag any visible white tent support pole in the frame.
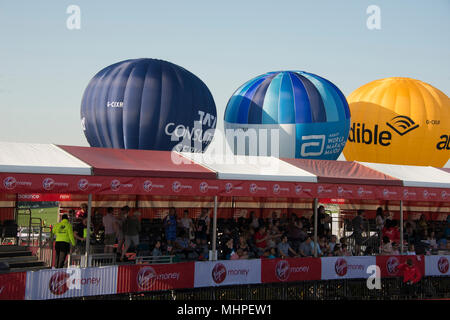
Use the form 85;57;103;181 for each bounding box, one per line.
84;194;92;268
400;200;404;254
212;196;218;261
313;198;318;258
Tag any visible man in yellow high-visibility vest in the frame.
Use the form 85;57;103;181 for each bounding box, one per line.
52;214;76;268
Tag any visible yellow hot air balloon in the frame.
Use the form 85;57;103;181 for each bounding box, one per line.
343;77;450;167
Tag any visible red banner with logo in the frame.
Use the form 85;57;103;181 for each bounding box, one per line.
116;262;195;293
376;255;425;278
261;258;321;283
0;272;27;300
1;173;449;202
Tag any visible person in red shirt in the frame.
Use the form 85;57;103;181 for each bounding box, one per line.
398;258;422;297
382;220;400;244
76;203;88;219
254;225;269;257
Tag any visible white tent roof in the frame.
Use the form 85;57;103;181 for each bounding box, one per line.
180;153;317;182
359;162;450;188
0;142;92;175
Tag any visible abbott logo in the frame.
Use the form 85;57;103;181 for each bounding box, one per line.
300;135;325;157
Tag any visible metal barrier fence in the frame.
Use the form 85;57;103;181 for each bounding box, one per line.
77;276;450;301
68;253;116;267
135;255;175;264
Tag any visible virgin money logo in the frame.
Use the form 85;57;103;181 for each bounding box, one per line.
295;185;302;194
273;184;280;194
43;178;55;191
423;190;429;199
386;257;400;275
212;263;227;284
78;179;89;191
3;177;16;190
49;272;70;296
137;266;157;290
225;182;233;193
441;191;448;200
172;181;181;192
335;258;348;277
111;180;121;191
438;257;449;274
318;186;332;194
275;260;291;281
143;180;153;192
249;183;258;194
200;182;208;193
383;189;396;198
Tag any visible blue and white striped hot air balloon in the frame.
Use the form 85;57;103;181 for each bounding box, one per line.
224;71;351;160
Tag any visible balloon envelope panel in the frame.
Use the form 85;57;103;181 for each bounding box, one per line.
224;71;350;159
81;58;217;153
342;77;450;167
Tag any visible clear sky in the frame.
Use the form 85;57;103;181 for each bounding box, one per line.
1;1;449;163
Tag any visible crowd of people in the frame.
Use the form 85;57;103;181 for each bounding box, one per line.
60;204;450;264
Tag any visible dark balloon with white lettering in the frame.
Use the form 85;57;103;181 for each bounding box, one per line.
80;58;217;153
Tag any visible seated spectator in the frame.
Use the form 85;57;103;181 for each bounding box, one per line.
254;225;269;257
222;237;238;260
298;236;313;257
267;223;282;248
318;236;330;256
152;240;162;257
392;242;400;255
236;235;250;258
333;244;343;256
174;229;194;260
341;244;352;256
277;234;298;258
406;244;416;255
268;247;277;259
423;230;438;250
329;235;338;252
381;236;394;255
236;248;249;260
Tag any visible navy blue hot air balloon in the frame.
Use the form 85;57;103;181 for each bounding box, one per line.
81;59;217;152
224;71;351;160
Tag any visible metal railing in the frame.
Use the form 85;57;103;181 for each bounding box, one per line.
69;253;116;268
135;255;176;264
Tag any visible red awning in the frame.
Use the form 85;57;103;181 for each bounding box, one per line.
58;145;216;179
281;158;402;186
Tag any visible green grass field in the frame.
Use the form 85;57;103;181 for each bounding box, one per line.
16;207;59;227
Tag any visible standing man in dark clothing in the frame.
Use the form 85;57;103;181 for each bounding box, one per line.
352;210;364;256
